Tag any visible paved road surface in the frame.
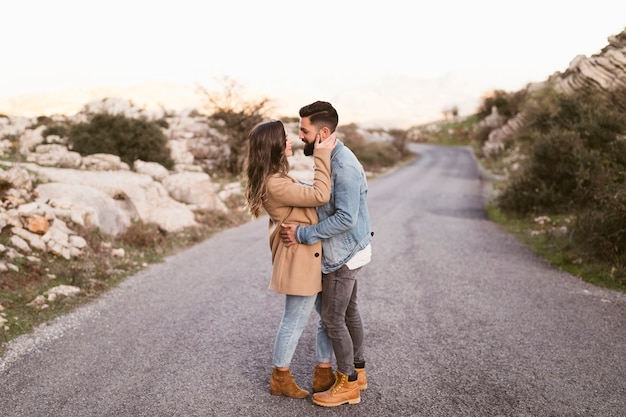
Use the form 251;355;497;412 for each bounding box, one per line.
2;144;625;416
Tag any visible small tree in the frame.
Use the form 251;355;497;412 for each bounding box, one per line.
198;77;271;175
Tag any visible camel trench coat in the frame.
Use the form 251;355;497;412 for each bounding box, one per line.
263;148;332;296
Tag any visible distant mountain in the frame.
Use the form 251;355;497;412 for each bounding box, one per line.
0;82;204;119
0;73;532;129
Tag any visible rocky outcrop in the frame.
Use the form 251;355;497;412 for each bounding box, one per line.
30;165;200;232
0;100;219;271
482;28;626;157
0;160;205;271
0;98;315;273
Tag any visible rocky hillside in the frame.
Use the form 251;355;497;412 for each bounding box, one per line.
482;27;626;157
0;98;317;273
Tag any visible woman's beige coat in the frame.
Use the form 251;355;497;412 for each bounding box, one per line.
263;148;332;296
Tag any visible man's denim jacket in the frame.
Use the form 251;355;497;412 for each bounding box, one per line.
296;140;373;273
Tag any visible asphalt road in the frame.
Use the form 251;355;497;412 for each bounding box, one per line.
2;144;625;417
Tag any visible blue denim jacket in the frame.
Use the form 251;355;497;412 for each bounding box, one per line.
296;140;373;273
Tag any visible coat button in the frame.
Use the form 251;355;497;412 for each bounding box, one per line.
314;252;320;257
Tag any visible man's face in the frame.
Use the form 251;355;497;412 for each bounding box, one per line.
299;116;320;156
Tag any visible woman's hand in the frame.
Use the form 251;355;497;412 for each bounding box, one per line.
314;132;337;150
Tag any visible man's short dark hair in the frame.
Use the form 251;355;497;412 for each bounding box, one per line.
299;101;339;132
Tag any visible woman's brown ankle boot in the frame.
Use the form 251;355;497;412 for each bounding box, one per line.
270;368;309;398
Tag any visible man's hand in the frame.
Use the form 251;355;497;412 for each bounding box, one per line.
280;223;298;247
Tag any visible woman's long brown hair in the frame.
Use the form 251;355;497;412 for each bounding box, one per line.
243;120;290;218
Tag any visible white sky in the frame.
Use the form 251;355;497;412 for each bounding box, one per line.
2;0;625;127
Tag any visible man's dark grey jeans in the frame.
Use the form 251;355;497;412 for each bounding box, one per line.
321;265;365;376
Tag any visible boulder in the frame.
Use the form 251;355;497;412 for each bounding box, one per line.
134;159;170;181
36;182;131;236
30;165;198;232
27;144;82;168
161;171;227;212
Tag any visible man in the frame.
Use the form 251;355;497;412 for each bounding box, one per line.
280;100;373;407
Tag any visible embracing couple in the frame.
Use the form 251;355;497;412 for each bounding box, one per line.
243;100;373;407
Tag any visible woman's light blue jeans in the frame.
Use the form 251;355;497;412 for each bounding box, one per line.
272;292;333;368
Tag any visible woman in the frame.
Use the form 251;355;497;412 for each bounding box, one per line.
244;120;337;398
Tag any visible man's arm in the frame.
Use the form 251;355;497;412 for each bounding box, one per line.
281;163;362;246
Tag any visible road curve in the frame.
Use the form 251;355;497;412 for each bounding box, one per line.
1;144;625;416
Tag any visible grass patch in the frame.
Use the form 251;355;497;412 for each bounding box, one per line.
486;203;626;293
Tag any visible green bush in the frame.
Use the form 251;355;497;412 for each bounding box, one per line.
471;123;493;149
338;123;365;149
0;178;11;197
154;118;169;129
338;123;404;172
35;115;54;126
42;124;69;139
68;113;174;169
497;87;626;215
492;85;626;285
498;129;602;214
354;142;399;171
475;89;527;120
574;191;626;265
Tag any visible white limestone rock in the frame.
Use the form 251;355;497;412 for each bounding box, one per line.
46;285;81;297
161;171;227;212
27;144;82;168
30;166;198;232
36;182;131;236
10;235;31;253
82;153;131;171
134;159;170;181
11;227;46;251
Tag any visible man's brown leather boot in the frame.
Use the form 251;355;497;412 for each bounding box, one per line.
312;371;360;407
356;367;368;390
312;365;335;392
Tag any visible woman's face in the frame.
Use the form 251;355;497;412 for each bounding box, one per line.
284;132;293;157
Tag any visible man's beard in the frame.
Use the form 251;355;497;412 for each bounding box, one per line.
303;141;315;156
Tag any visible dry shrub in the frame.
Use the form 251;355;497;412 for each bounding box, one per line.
117;222;167;248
